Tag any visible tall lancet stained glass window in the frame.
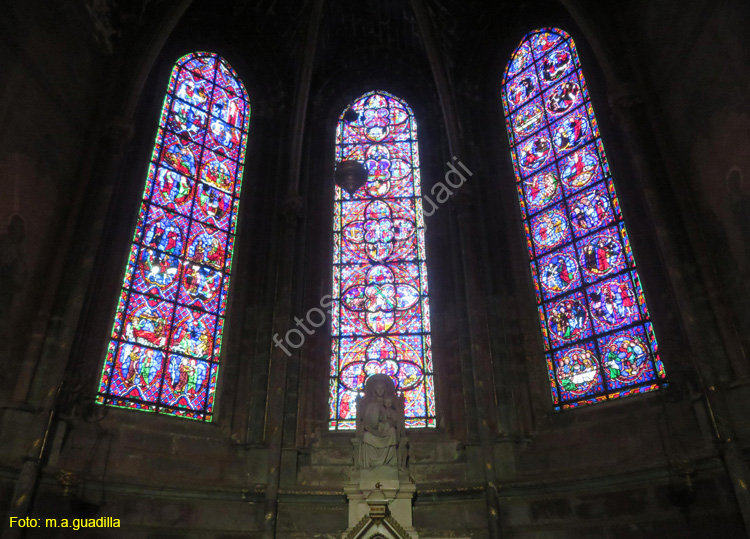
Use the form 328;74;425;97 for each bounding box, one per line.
501;29;667;410
329;91;435;430
96;52;250;421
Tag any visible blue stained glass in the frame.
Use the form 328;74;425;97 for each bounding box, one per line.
504;67;539;115
537;244;582;300
502;28;666;409
510;97;546;143
97;52;250;421
530;204;572;255
538;44;576;89
131;248;181;301
149;166;195;216
568;182;615;237
551;107;592;156
598;326;657;391
544;290;593;348
553;341;605;402
560;143;603;195
516;129;555;175
576;227;627;283
521;165;563;215
543;74;585;120
329;91;435;430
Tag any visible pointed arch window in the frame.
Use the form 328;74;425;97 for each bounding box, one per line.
96;52;250;421
329;91;435;429
501;29;667;410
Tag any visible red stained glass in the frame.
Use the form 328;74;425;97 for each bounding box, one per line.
97;52;250;421
502;29;667;409
329;91;435;430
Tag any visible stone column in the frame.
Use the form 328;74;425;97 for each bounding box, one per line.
410;1;503;535
1;114;134;539
609;87;749;382
609;87;750;536
262;1;325;536
454;191;503;538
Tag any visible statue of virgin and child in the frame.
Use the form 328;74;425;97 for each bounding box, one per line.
354;374;408;470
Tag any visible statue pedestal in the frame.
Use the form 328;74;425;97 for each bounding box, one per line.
343;467;418;539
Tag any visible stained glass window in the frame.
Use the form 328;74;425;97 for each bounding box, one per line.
501;29;667;410
96;52;250;421
329;91;435;430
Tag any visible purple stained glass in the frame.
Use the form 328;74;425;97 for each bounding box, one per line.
560;143;603;195
502;28;666;409
544;290;592;348
510;98;546;142
576;227;627;283
149;166;195;216
97;52;250;421
504;67;539;114
522;166;562;215
530;205;571;255
568;182;614;237
553;341;604;402
330;91;435;430
536;244;582;300
551;107;592;156
543;75;584;120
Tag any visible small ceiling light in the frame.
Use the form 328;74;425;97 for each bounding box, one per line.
334;160;368;195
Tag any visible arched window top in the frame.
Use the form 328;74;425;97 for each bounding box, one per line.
501;29;667;410
503;28;573;87
328;90;435;430
335;91;417;151
173;51;250;121
96;52;250;421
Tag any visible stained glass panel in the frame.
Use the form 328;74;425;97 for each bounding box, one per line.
97;52;250;421
329;91;435;430
501;29;667;410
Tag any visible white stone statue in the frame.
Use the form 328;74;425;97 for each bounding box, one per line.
354;374;407;470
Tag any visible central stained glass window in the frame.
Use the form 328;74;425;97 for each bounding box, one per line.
96;52;250;421
501;28;667;410
329;91;436;430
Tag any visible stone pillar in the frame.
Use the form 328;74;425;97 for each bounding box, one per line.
609;87;749;382
609;86;750;536
262;194;303;538
454;191;503;537
410;1;503;535
1;114;134;539
262;1;325;536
